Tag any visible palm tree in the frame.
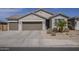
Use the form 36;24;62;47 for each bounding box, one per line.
56;19;67;32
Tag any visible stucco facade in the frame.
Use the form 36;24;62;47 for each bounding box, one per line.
75;20;79;30
51;15;69;29
7;9;70;31
69;17;79;30
8;13;46;31
18;13;46;31
7;9;54;31
34;10;53;19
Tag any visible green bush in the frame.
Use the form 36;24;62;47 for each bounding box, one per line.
64;28;69;32
52;27;58;32
56;19;67;32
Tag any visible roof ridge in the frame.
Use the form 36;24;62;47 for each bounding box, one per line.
17;13;47;20
34;8;54;15
7;8;56;20
50;13;69;19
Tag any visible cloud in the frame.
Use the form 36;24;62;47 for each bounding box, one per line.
0;8;22;12
0;8;37;21
0;8;24;21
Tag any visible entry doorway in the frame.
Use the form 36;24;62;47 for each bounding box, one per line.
46;20;50;29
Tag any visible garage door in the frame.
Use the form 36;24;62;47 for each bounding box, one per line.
22;22;42;30
9;22;18;30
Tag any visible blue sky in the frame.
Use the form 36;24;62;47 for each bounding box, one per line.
0;8;79;22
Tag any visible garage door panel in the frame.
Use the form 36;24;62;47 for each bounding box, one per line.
22;22;42;30
9;22;18;30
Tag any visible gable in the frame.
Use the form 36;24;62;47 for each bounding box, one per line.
19;13;45;21
52;15;68;19
51;13;69;19
7;9;54;21
34;10;53;19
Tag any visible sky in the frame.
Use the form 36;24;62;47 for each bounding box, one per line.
0;8;79;22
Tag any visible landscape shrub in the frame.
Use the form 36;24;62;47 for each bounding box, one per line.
47;28;52;34
64;28;69;32
52;27;58;32
51;32;56;36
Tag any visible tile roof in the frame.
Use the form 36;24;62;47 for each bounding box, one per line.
7;9;54;20
7;15;22;20
50;13;69;19
7;9;69;20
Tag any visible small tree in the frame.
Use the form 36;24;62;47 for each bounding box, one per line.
56;19;66;32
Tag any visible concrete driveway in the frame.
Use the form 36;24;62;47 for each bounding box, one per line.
0;31;79;47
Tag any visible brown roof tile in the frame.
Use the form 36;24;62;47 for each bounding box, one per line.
7;9;55;20
7;15;22;20
50;13;69;19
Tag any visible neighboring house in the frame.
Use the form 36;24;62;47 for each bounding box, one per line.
69;17;79;30
0;21;7;31
6;9;70;31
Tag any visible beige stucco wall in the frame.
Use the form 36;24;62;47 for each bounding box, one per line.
20;14;45;21
75;20;79;30
35;11;53;19
8;19;18;22
51;15;68;29
19;14;46;31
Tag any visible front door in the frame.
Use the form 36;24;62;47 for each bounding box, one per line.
46;20;50;29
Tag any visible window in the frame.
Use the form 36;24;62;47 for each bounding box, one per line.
55;19;64;26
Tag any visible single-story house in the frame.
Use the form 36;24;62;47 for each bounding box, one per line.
68;17;79;30
0;21;7;31
7;9;78;31
7;9;54;31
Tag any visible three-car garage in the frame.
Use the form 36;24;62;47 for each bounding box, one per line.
8;13;46;31
8;21;45;31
